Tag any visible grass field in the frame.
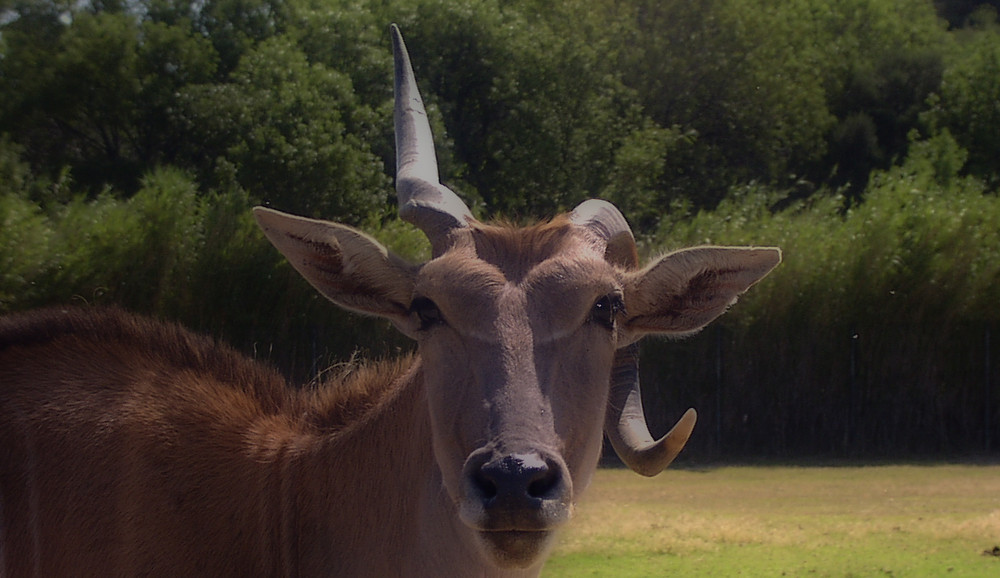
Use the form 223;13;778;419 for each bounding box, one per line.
543;463;1000;577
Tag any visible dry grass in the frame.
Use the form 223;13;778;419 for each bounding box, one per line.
544;463;1000;576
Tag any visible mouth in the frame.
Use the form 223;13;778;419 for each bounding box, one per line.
477;530;556;569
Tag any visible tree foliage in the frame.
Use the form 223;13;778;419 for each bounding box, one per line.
2;0;996;217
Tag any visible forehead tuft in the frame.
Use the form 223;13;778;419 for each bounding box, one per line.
468;216;592;276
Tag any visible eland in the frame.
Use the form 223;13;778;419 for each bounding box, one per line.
0;25;780;577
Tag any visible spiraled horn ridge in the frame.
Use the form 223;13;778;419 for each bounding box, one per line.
390;24;472;254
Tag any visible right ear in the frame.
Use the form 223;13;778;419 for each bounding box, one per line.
621;246;781;343
254;207;419;326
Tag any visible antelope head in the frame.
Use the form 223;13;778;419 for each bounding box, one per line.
253;25;780;570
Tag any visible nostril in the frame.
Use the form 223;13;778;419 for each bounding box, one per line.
527;469;559;499
471;451;565;506
472;468;499;501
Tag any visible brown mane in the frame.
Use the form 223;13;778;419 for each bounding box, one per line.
0;306;414;435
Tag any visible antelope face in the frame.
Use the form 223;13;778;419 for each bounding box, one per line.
400;223;623;567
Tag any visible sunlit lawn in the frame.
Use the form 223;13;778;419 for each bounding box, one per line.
544;463;1000;577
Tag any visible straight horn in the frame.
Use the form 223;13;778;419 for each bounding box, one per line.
391;24;473;254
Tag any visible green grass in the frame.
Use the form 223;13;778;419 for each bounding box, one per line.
543;464;1000;577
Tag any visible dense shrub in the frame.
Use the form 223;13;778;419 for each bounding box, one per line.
0;165;408;382
647;132;999;457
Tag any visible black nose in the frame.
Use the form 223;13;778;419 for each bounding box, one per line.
466;450;568;513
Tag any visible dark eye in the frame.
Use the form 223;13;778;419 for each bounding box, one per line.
411;297;444;330
591;294;625;330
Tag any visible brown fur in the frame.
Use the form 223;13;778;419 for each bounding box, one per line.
467;217;581;280
0;307;410;433
0;306;420;577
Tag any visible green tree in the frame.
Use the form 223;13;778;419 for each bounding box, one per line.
0;9;217;195
929;7;1000;186
396;0;655;219
190;0;290;75
609;0;950;207
177;37;389;222
613;0;831;205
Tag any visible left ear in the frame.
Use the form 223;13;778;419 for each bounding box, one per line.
254;207;417;322
621;246;781;342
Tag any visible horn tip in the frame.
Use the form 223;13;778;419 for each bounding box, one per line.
389;23;403;47
636;408;698;477
670;408;698;444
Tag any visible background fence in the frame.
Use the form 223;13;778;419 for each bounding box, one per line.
639;322;998;461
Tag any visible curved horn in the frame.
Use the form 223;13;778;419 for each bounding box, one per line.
570;200;696;476
569;199;639;268
605;343;698;477
391;24;472;254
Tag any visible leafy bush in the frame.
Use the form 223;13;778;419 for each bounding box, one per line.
646;132;999;457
